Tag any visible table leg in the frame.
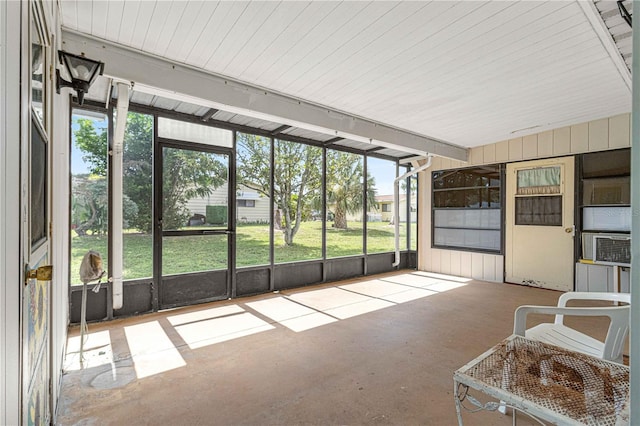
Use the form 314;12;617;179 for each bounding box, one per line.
453;380;464;426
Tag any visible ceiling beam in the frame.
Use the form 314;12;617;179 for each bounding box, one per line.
61;29;468;161
577;0;631;92
323;137;344;146
200;108;218;122
270;124;292;136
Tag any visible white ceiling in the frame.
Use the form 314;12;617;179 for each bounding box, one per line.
59;1;631;150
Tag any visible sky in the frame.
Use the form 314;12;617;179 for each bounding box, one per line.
71;111;107;175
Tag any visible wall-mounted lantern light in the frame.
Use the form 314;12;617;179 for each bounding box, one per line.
56;50;104;105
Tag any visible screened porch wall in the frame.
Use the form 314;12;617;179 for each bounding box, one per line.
418;113;631;283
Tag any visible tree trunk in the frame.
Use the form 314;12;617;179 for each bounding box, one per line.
333;203;347;229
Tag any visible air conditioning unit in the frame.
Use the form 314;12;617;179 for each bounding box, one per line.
582;232;626;261
592;235;631;267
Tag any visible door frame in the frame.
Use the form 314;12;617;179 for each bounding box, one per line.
154;137;236;309
21;1;55;424
505;156;576;291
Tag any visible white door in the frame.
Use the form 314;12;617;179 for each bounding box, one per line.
505;156;575;291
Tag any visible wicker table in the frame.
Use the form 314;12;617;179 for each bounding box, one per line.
453;335;629;425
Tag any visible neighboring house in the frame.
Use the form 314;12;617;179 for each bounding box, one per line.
374;195;417;223
185;185;270;224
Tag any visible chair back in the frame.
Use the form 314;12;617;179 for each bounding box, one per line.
555;292;630;363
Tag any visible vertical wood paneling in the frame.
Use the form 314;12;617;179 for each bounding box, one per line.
609;113;630;148
522;134;537;159
495;255;504;282
508;138;523;161
460;252;472;278
495;140;509;162
431;249;442;274
537;130;553;157
483;144;496;163
469;147;483;165
471;253;484;280
552;127;570;155
439;158;452;170
440;250;451;275
450;252;461;277
482;255;496;281
591;265;610;292
620;268;630;293
588;118;609;151
575;263;588;292
570;122;589;153
431;157;443;171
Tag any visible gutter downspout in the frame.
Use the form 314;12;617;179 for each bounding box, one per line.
111;82;130;310
393;154;433;267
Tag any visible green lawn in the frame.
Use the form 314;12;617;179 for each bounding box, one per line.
70;221;412;285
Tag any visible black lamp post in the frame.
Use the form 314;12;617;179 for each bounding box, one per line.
56;50;104;105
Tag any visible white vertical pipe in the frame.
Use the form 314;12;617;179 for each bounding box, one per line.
630;1;640;421
393;155;432;267
111;82;130;310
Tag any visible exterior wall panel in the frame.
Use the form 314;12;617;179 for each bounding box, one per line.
419;113;631;284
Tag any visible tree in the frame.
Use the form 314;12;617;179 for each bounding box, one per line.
325;151;376;229
162;148;227;229
73;112;226;233
236;134;322;246
71;174;138;236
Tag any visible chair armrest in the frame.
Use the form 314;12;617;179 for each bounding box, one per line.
513;305;629;336
558;291;630;307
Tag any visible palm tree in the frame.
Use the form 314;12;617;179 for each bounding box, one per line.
326;151;376;229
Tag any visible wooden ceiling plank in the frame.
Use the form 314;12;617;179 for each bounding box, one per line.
128;1;157;50
203;2;281;71
184;2;246;68
162;2;208;60
140;0;173;55
90;0;108;40
254;1;372;89
237;2;339;83
282;2;427;94
171;2;221;63
224;2;310;78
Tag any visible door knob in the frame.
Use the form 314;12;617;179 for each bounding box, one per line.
26;265;53;281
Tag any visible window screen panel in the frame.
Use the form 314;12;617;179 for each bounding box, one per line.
515;196;562;226
433;229;501;251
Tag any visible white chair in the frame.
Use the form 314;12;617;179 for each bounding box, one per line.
513;292;630;364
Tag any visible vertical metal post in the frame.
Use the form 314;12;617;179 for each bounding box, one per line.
229;132;237;298
630;1;640;421
152;114;161;310
106;103;114;319
363;154;368;275
269;136;275;291
322;147;327;281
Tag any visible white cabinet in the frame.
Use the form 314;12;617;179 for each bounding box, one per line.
575;262;629;293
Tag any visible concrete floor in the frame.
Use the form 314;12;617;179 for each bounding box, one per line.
56;271;614;426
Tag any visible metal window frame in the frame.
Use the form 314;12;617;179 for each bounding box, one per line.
68;98;417;322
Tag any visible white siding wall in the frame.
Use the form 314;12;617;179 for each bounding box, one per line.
185;186;271;223
418;113;631;283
